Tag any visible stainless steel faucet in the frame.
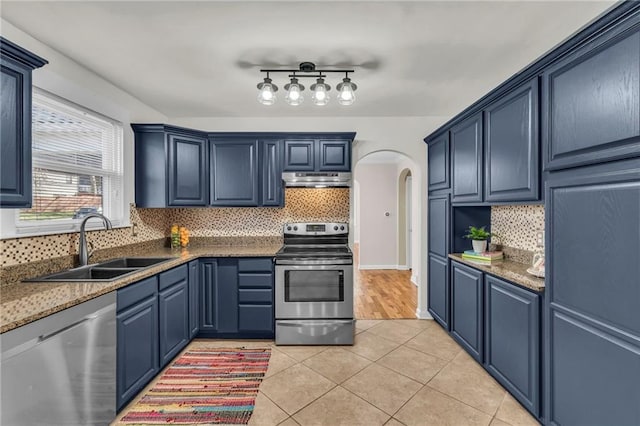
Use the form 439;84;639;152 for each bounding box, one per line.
78;213;112;266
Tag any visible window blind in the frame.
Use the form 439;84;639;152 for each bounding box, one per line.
18;89;124;230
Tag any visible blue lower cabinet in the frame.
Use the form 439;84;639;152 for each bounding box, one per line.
427;254;449;329
116;278;159;411
451;261;484;362
485;275;540;417
158;268;189;367
188;260;199;338
239;304;274;334
198;257;274;338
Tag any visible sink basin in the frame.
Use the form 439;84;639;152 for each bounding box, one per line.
24;266;140;282
23;257;174;282
96;257;173;269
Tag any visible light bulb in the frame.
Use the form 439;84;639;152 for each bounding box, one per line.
285;78;305;106
257;78;278;105
310;78;331;106
336;77;357;106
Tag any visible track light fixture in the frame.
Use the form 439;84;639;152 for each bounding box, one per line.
257;62;357;106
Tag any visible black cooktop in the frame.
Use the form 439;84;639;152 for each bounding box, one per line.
276;245;352;259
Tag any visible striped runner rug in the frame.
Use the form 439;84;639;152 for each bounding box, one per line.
118;347;272;425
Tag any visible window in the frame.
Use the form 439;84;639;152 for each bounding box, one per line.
16;89;124;234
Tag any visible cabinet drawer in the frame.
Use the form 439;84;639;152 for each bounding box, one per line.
159;264;188;291
238;273;273;289
237;258;273;272
117;276;158;311
239;304;274;332
239;288;273;304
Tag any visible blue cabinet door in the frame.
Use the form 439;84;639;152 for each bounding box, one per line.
199;259;218;333
210;140;259;206
485;275;540;416
215;259;239;333
158;266;189;367
451;261;484;361
260;140;284;206
542;26;640;171
168;133;208;206
484;78;539;202
451;113;483;203
0;45;43;208
116;294;159;411
283;140;315;171
546;160;640;425
428;195;449;258
428;254;449;330
318;139;350;171
427;132;450;192
188;260;199;338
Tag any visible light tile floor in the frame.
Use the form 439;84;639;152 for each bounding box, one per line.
115;319;541;426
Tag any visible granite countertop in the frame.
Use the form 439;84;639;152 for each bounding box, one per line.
0;242;281;334
449;253;545;292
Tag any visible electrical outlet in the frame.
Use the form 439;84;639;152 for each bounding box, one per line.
131;222;138;237
536;230;544;247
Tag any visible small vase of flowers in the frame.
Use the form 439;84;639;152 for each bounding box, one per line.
463;226;492;253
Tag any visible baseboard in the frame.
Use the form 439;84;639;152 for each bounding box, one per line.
397;265;410;271
358;264;399;270
411;274;419;286
416;307;433;319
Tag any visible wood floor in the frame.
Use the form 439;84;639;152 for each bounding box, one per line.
353;244;417;319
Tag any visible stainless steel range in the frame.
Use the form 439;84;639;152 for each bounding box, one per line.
275;222;354;345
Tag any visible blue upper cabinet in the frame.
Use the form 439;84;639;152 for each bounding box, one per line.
484;78;539;202
210;139;259;206
542;24;640;171
427;132;450;192
283;140;315;171
0;38;47;208
283;135;354;172
260;140;284;207
451;113;483;203
318;139;351;171
168;134;208;206
133;124;208;207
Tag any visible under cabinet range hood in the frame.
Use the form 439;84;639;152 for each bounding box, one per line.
282;172;351;188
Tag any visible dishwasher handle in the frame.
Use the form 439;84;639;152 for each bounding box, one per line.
38;316;93;342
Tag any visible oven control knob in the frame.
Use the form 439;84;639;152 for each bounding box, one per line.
334;226;339;231
340;225;345;231
293;226;298;231
286;226;292;231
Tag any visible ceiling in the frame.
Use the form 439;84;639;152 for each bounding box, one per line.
2;1;615;118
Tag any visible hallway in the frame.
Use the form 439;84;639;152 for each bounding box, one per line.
354;244;417;319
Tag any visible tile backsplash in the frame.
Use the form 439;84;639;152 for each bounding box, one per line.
0;188;349;267
490;205;545;252
168;188;350;237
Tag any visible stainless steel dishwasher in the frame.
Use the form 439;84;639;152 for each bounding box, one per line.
1;292;116;425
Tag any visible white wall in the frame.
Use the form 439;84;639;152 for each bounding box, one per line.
355;163;398;268
0;19;167;237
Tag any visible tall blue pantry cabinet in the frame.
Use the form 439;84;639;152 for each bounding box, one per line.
541;10;640;424
425;2;640;424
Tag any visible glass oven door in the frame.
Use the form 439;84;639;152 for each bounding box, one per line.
275;264;353;319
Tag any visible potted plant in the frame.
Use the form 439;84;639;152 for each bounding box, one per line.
463;226;492;253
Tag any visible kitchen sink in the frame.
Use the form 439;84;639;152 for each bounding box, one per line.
96;257;172;269
23;257;174;282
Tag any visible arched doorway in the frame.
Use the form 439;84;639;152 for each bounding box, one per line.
353;151;421;319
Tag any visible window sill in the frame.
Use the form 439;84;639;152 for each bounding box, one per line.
2;221;131;240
